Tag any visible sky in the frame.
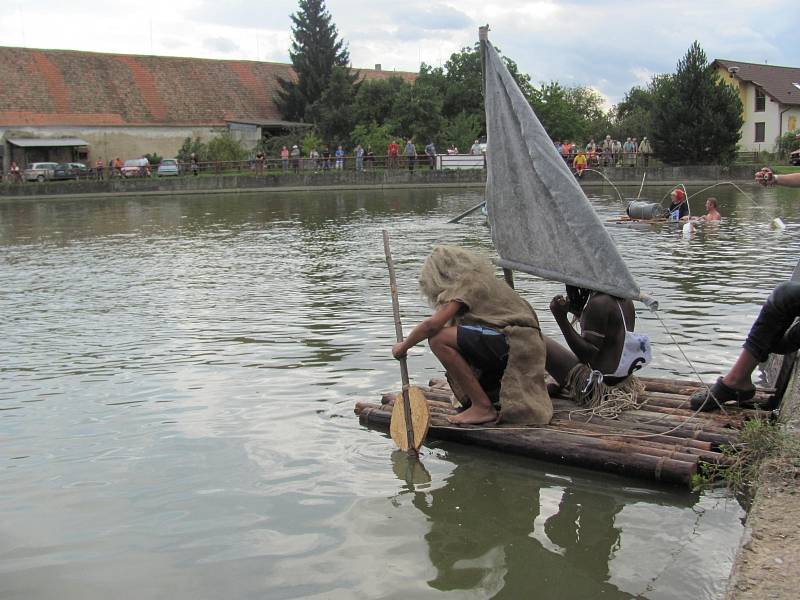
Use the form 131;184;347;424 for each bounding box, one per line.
1;0;797;108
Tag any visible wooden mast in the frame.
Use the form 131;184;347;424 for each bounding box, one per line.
479;25;515;290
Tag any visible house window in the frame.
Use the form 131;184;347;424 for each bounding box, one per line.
755;88;766;112
789;116;798;132
755;122;765;143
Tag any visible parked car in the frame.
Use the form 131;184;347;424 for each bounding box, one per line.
156;158;180;177
790;148;800;166
23;162;59;182
121;158;151;178
51;162;91;180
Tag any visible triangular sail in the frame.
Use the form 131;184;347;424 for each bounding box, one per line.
484;42;645;301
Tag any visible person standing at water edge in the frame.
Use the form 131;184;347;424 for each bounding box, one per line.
545;286;650;411
404;139;416;172
391;246;552;425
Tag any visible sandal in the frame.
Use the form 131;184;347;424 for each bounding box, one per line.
689;377;756;412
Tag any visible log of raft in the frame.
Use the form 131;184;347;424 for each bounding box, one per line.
356;376;770;487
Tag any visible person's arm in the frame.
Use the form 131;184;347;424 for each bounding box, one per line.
756;168;800;188
550;295;608;364
392;300;463;359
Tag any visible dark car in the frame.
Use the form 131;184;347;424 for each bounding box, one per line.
51;162;91;180
790;148;800;166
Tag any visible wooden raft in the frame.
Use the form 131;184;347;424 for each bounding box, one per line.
354;376;773;487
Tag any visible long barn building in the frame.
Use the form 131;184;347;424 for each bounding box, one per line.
0;46;414;170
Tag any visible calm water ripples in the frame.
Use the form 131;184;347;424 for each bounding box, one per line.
1;184;797;599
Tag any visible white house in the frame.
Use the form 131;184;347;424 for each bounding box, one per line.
714;59;800;153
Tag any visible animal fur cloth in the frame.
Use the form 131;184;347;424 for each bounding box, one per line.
564;362;645;418
419;246;552;424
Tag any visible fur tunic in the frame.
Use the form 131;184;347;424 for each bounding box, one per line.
419;246;552;424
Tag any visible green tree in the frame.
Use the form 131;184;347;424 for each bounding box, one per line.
350;122;394;155
441;112;483;154
388;76;444;145
650;41;743;164
611;85;656;139
528;82;609;143
306;66;359;142
352;76;411;126
207;132;248;162
301;130;324;156
276;0;356;123
776;130;800;158
176;136;208;162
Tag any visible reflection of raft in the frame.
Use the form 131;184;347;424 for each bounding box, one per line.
355;377;772;487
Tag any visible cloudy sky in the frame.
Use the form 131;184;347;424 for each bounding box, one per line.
2;0;797;107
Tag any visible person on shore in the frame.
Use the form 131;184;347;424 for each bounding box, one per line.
425;141;436;170
291;145;301;173
280;146;289;172
366;145;375;168
387;140;399;169
404;139;416;172
470;139;482;155
255;149;265;174
638;137;652;167
545;285;651;411
355;144;364;172
572;150;588;178
308;148;319;172
611;139;622;166
322;147;331;170
690;281;800;411
335;145;345;170
94;158;104;181
692;197;721;221
9;161;22;183
391;246;551;425
667;188;689;220
190;154;199;176
755;167;800;188
623;137;636;167
114;157;123;178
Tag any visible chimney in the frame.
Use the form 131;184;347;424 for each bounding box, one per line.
374;63;381;71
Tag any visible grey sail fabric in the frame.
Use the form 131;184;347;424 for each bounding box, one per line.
484;42;643;301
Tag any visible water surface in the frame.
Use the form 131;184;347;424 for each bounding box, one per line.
1;183;797;599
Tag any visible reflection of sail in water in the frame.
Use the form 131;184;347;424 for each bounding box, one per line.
407;454;637;598
483;37;654;305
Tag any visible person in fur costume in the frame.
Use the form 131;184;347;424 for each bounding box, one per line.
392;246;552;425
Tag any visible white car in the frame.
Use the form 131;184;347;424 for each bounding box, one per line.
23;162;58;182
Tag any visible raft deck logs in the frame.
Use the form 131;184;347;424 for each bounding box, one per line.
354;377;772;487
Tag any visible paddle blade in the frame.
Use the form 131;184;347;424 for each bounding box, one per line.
390;386;430;451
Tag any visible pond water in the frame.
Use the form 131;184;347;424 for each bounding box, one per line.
1;183;798;599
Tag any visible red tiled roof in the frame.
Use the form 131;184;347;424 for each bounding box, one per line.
0;46;417;127
714;59;800;106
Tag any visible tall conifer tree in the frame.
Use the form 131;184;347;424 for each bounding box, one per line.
650;42;743;164
276;0;353;123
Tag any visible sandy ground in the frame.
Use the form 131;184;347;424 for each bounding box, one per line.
725;461;800;599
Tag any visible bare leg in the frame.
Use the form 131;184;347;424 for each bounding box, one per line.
721;349;759;390
545;336;580;389
429;327;498;425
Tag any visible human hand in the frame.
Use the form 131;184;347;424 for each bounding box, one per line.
392;342;407;360
755;167;775;187
550;295;569;320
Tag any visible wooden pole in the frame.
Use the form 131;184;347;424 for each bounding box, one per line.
382;230;417;456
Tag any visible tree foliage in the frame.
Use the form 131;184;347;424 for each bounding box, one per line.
207;132;249;162
650;41;743;164
776;130;800;158
176;137;208;162
276;0;356;123
306;66;359;142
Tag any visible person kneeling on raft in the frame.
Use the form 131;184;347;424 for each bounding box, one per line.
690;281;800;411
391;246;552;426
545;286;651;410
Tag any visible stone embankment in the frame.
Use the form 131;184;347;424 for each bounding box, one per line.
0;164;761;200
725;358;800;600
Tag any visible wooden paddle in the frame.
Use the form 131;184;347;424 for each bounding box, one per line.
382;230;430;455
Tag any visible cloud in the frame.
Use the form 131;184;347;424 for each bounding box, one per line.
203;37;241;54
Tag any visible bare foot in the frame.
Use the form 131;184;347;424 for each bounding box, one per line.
446;405;498;425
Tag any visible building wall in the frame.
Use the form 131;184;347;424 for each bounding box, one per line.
1;125;224;170
716;66;798;152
